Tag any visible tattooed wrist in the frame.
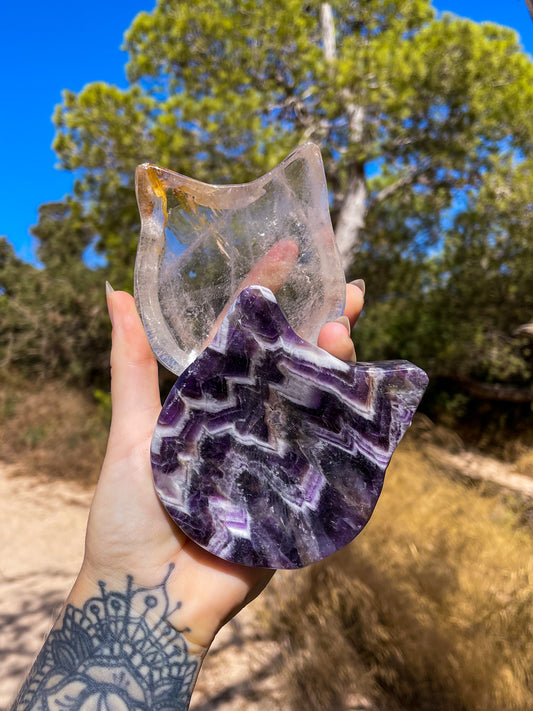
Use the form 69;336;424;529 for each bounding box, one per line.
11;565;202;711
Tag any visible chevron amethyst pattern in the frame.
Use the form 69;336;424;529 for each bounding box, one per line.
151;286;428;569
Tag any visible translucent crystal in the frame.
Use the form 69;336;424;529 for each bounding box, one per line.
134;144;346;375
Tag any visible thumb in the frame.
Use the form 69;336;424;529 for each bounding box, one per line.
106;286;161;448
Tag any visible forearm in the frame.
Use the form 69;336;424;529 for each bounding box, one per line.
10;565;206;711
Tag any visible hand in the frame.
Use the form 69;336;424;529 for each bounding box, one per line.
70;280;365;654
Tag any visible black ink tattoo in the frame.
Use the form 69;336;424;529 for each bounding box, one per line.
11;565;200;711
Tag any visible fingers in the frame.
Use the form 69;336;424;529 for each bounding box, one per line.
206;239;299;344
344;280;365;328
317;321;356;361
106;287;161;446
104;274;363;445
317;280;365;362
238;239;299;294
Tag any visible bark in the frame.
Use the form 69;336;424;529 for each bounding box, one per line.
334;159;367;271
320;4;367;273
320;3;336;63
525;0;533;21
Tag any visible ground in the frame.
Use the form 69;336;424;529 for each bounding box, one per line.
0;463;282;711
2;439;531;711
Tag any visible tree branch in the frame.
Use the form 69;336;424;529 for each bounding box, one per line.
369;166;421;207
514;322;533;337
453;375;533;403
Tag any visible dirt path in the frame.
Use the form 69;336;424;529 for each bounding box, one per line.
2;441;531;710
0;465;279;710
0;465;91;708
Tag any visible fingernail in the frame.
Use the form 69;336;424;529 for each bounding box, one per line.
349;339;357;363
350;278;365;296
334;315;351;333
106;281;115;326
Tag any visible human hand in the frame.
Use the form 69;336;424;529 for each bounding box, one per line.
11;277;365;711
70;280;365;655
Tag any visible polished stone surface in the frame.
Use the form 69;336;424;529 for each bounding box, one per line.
134;144;345;376
151;287;428;569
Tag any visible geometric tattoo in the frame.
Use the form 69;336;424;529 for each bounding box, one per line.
10;565;200;711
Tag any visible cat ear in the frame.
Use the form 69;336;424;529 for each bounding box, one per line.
134;144;346;376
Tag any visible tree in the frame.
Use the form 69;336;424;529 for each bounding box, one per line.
358;152;533;415
53;1;533;270
5;0;533;409
0;202;110;383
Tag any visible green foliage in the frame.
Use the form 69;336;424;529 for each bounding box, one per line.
92;387;112;422
0;207;110;384
358;156;533;396
2;0;533;416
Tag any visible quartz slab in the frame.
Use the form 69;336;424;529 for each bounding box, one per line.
134;144;345;376
151;286;428;569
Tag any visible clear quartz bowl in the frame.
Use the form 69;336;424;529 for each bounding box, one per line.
134;143;346;375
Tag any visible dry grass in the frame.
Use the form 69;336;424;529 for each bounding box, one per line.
2;376;532;709
515;450;533;479
260;442;533;711
0;373;108;485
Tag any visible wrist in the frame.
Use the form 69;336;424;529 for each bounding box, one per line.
13;565;206;711
69;562;209;654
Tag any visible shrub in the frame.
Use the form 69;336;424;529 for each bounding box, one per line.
261;443;533;711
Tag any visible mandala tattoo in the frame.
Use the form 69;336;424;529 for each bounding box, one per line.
11;565;200;711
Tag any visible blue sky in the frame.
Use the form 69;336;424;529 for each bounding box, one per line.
1;0;532;264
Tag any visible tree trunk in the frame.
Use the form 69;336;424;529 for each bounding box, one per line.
334;159;366;272
334;91;367;273
320;3;336;63
320;3;367;273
